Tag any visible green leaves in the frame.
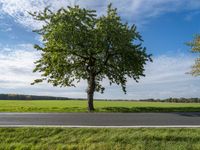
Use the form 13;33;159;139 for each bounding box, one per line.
31;4;152;94
187;35;200;76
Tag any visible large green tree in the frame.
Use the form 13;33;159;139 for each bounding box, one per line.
31;4;152;111
188;35;200;76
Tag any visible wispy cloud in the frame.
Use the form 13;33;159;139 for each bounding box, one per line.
0;27;12;32
0;22;12;32
1;0;200;29
0;44;199;99
184;11;200;21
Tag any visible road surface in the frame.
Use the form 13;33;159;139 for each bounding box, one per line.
0;112;200;127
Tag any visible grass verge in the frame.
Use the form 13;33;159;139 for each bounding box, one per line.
0;128;199;150
0;100;200;112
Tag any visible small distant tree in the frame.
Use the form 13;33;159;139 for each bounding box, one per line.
187;35;200;76
31;4;152;112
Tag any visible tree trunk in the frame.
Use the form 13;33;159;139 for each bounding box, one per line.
87;73;95;112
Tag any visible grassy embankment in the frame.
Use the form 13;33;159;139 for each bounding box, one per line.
0;100;200;112
0;128;199;150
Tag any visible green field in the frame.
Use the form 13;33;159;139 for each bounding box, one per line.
0;127;199;150
0;100;200;112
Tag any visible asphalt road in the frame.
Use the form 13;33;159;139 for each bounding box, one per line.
0;112;200;126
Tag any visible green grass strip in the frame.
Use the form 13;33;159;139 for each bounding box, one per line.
0;128;200;150
0;100;200;112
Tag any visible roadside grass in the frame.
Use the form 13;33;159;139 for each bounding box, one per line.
0;128;200;150
0;100;200;112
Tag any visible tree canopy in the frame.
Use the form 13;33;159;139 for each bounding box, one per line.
187;35;200;76
31;4;152;111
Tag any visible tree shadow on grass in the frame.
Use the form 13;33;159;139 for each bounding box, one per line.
61;107;87;112
100;107;200;113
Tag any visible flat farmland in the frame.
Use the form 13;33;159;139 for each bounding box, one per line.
0;100;200;112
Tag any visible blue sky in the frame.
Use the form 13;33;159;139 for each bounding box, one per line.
0;0;200;99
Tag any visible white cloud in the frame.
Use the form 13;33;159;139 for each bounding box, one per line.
0;44;199;99
0;44;39;85
1;0;200;29
0;0;88;29
140;55;194;84
0;0;49;29
125;54;200;99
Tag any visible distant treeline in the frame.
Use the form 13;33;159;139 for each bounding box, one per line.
0;94;200;103
0;94;69;100
140;98;200;103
